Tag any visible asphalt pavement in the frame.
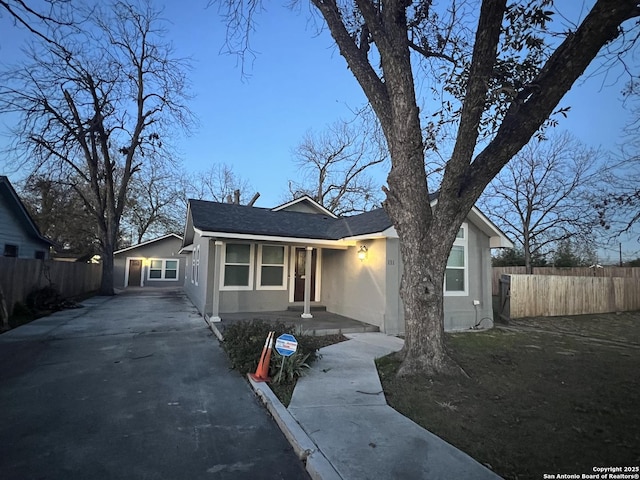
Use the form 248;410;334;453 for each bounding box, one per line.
0;289;308;480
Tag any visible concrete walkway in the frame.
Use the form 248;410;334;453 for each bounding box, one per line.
248;332;501;480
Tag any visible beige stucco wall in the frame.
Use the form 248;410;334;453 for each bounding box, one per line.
383;238;403;335
322;239;388;330
442;221;494;330
219;290;290;312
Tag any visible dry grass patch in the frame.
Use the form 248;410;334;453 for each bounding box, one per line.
376;319;640;480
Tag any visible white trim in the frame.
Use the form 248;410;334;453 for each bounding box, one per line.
220;242;255;291
342;230;392;241
194;228;352;248
147;258;180;281
114;233;182;255
194;244;200;286
315;248;322;302
190;251;195;284
256;244;288;290
271;195;338;218
288;246;322;303
180;244;195;253
124;257;145;287
444;223;469;296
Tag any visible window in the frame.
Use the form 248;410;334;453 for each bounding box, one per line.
3;244;18;257
35;251;46;260
257;245;287;290
445;224;468;295
148;259;179;281
221;243;254;290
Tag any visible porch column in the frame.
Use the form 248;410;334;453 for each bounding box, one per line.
210;240;223;322
302;246;313;319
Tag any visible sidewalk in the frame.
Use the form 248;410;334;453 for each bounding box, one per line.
248;332;501;480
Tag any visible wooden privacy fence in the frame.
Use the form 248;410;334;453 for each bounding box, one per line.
492;266;640;296
503;274;640;318
0;257;102;317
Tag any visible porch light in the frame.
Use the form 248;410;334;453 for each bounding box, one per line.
357;245;368;261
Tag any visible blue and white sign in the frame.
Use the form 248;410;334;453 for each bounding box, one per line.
275;334;298;357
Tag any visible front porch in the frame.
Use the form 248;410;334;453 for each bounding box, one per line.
210;309;379;337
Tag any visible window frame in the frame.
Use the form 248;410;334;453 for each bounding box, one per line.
220;242;254;291
444;223;469;296
147;258;180;281
256;244;288;290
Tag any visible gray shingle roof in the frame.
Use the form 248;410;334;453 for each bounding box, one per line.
188;199;393;240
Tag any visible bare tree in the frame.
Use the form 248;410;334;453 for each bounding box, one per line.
596;92;640;237
288;116;387;215
0;0;193;295
217;0;639;376
120;162;185;246
480;132;604;273
186;163;253;204
0;0;77;47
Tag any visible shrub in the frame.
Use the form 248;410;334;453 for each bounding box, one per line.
271;350;311;385
9;301;35;328
26;285;64;312
222;319;320;376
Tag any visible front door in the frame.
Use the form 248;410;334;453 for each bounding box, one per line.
294;248;316;302
128;259;142;287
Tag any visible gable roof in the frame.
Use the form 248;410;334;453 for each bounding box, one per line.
271;195;338;218
0;176;53;247
189;200;341;240
185;196;512;248
114;233;183;255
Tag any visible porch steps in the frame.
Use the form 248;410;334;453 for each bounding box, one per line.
287;305;327;312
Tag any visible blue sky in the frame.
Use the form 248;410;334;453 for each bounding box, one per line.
0;2;637;259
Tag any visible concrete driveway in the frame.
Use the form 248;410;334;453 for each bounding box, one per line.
0;289;308;480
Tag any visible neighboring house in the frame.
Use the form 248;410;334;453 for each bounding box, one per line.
181;195;513;334
113;234;186;289
0;176;53;259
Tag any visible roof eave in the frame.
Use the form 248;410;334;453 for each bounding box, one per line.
341;226;398;242
113;233;183;255
194;228;353;248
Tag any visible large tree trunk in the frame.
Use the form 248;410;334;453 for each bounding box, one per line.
396;224;463;376
99;244;115;296
524;234;533;274
382;97;463;376
98;218;117;296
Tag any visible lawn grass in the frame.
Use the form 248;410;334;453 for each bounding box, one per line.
376;320;640;480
